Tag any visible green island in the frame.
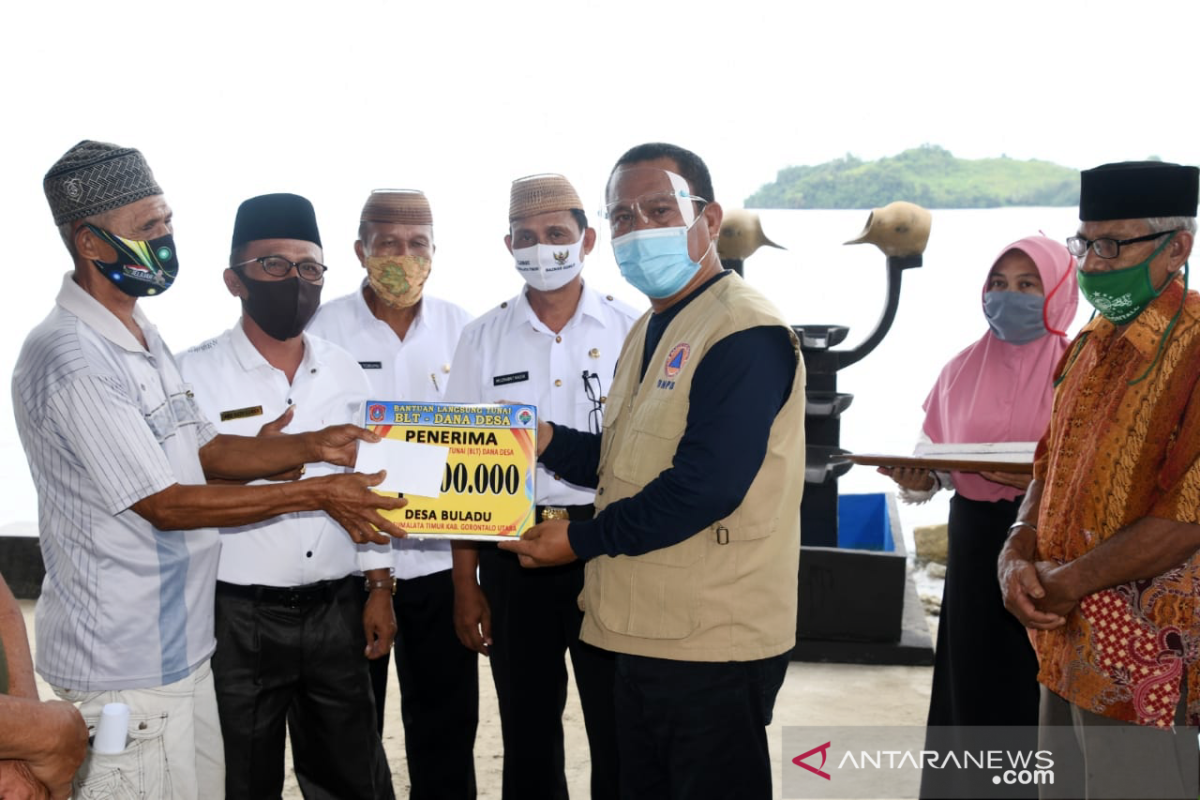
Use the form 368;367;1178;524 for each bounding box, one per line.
745;145;1080;209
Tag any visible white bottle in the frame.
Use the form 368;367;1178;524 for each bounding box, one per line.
93;702;130;754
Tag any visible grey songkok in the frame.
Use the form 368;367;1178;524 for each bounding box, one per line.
43;140;163;225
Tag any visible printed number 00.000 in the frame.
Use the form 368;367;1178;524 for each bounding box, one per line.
440;462;521;495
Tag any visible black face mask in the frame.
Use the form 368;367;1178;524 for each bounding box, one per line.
234;269;322;341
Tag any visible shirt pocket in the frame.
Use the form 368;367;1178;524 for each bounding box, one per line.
143;384;200;444
139;383;172;444
607;398;689;488
170;384;205;432
593;537;705;639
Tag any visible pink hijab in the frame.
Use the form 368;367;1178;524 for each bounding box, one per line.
921;235;1078;503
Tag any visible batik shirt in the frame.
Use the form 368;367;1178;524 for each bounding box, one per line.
1034;279;1200;727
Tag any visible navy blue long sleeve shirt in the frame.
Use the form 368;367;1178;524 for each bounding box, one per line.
540;272;798;560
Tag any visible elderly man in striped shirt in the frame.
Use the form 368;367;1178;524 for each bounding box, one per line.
13;140;406;799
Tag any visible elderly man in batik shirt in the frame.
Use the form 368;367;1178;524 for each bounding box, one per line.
1000;161;1200;799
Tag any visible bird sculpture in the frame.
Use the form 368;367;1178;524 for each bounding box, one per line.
717;209;786;261
843;201;932;257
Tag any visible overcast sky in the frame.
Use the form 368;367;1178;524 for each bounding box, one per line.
6;0;1197;304
7;0;1197;249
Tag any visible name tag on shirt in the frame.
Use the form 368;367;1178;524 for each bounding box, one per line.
359;361;383;370
493;371;529;386
220;405;263;422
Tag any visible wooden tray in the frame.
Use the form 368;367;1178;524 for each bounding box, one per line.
845;453;1033;474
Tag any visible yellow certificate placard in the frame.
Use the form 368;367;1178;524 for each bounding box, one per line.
366;400;537;540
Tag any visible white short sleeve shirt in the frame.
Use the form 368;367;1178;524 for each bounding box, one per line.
177;321;383;586
12;274;221;692
307;285;473;579
445;281;642;507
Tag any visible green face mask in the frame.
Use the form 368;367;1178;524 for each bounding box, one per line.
1076;232;1176;324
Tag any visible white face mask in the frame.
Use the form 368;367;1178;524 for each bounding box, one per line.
512;236;584;292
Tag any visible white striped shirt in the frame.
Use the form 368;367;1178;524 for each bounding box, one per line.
307;285;473;579
177;321;387;585
12;273;220;692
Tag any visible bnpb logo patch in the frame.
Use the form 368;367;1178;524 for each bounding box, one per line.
368;404;386;423
664;343;691;378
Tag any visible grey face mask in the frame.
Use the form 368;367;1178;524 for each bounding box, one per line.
984;291;1047;344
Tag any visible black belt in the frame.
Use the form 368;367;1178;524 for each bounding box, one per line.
535;503;595;522
216;577;349;609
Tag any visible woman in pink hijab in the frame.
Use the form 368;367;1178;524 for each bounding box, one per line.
881;235;1077;797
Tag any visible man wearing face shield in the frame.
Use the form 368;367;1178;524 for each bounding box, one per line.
177;193;396;799
14;142;405;800
446;174;637;800
998;162;1200;797
306;189;478;797
499;145;805;799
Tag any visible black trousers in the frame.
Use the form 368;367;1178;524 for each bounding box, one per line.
613;652;790;800
367;568;479;800
213;576;394;800
478;546;620;800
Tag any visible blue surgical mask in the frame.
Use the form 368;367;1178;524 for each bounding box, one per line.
983;291;1047;344
612;226;708;299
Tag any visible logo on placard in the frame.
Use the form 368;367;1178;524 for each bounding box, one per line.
664;343;690;378
518;408;533;425
368;404;386;423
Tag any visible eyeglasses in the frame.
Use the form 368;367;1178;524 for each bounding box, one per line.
602;190;708;237
1066;230;1177;260
582;371;604;434
234;256;328;282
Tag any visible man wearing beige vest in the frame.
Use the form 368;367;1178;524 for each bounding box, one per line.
500;142;805;800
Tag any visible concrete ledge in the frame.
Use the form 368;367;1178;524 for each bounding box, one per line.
793;571;934;666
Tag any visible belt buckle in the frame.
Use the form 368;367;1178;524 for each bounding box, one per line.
540;506;569;522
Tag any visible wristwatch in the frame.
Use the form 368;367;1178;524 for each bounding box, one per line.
364;576;397;595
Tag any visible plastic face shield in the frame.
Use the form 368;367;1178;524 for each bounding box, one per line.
603;167;706;238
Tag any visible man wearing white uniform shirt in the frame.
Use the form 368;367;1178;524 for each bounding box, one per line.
306;188;476;797
448;174;639;800
178;193;394;800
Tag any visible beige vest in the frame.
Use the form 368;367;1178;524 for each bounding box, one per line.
580;273;806;661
